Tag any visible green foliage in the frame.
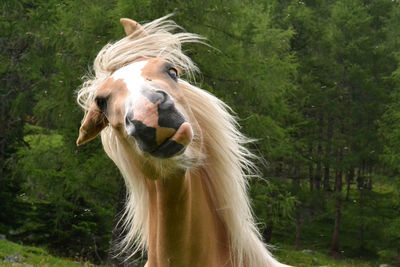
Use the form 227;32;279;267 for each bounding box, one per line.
8;124;118;261
1;0;400;265
251;179;297;233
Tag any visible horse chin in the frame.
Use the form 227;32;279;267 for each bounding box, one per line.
149;140;186;158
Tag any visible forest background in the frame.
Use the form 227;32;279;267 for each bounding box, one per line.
2;0;400;266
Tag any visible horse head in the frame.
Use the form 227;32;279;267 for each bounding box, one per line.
77;18;200;166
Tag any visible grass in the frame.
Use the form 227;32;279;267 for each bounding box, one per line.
274;244;379;267
0;239;387;267
0;239;88;267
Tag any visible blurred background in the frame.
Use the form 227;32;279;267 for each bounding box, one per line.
1;0;400;266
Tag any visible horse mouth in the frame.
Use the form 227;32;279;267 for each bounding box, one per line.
149;122;193;158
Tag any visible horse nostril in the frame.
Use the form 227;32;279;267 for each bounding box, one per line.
155;90;167;102
142;89;168;104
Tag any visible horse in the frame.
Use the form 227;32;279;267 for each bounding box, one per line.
76;15;290;267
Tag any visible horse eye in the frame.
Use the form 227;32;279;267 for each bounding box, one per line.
95;97;107;112
167;67;178;81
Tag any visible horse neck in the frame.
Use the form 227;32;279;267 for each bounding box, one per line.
145;167;233;267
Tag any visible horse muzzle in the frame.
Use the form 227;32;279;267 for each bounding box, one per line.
125;89;193;158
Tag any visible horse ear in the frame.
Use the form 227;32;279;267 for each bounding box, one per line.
76;103;108;146
120;18;146;38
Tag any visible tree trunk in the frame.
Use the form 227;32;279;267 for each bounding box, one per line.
397;248;400;267
357;166;363;190
331;148;343;259
295;206;301;251
315;142;322;190
357;162;365;190
366;165;373;190
324;163;331;191
334;148;343;192
331;195;342;259
309;145;314;191
345;168;354;201
323;117;333;191
359;187;365;255
263;223;273;243
315;114;323;190
292;162;300;188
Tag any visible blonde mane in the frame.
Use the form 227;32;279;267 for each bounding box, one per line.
77;15;281;267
